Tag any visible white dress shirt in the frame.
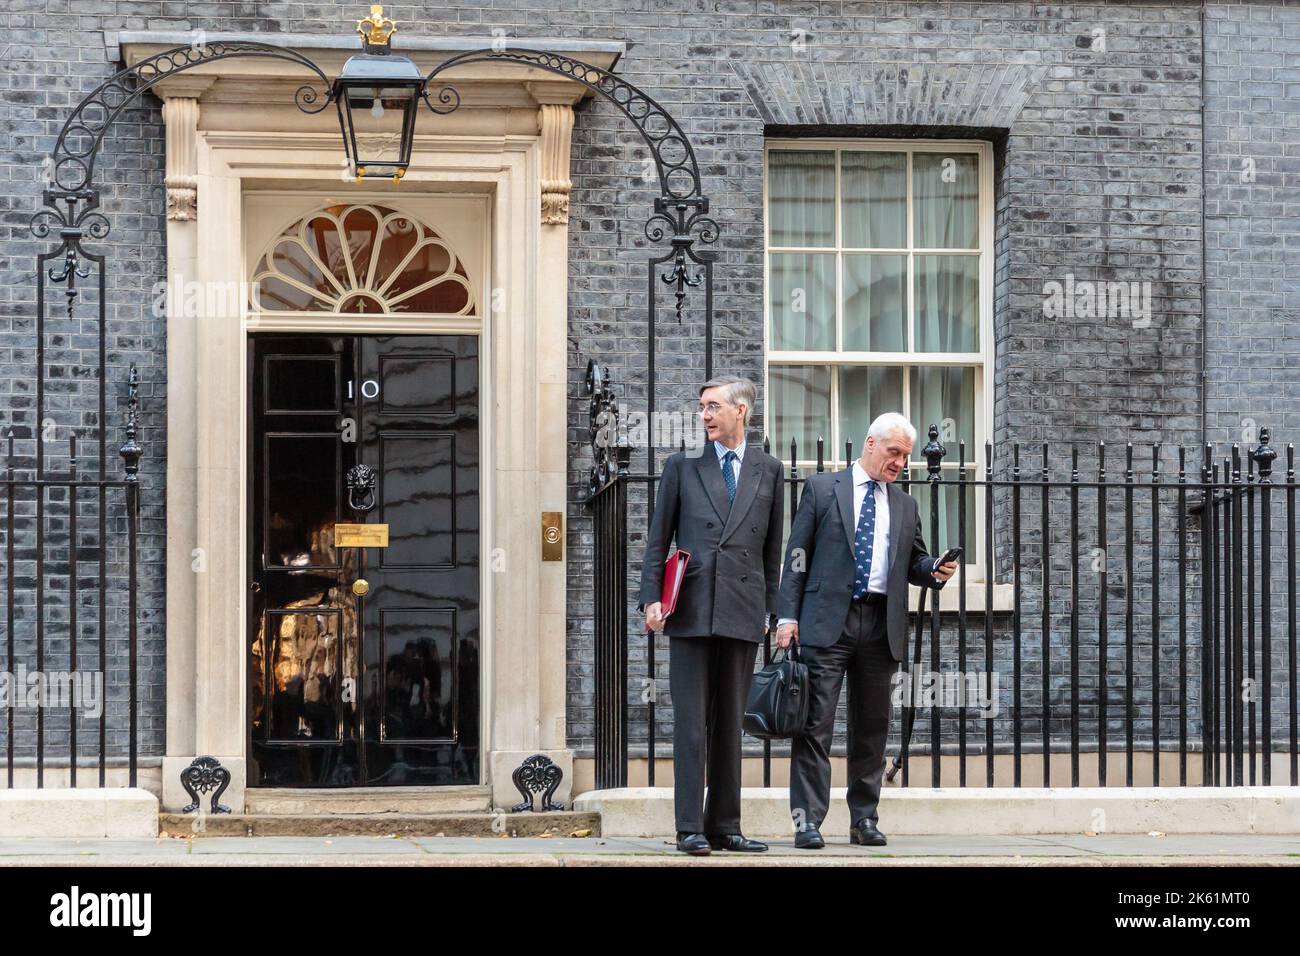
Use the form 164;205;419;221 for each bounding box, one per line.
778;461;890;628
714;438;745;486
853;461;891;595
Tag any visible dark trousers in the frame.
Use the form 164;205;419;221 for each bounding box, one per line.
789;598;896;830
668;635;756;834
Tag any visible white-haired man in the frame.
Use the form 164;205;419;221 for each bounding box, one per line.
776;411;957;848
640;375;785;855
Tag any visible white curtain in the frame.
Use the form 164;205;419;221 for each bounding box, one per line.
768;150;835;247
842;151;905;248
771;365;830;464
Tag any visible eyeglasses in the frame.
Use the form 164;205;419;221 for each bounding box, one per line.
698;402;730;415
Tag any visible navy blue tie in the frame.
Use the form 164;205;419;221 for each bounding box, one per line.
852;478;877;599
722;450;738;503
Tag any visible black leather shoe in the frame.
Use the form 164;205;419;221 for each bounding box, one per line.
676;832;712;855
707;833;768;852
794;827;825;849
851;820;888;846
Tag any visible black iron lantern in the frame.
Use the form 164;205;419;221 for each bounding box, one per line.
333;6;423;182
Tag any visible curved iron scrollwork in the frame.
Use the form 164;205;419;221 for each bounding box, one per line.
645;197;720;322
48;41;332;194
30;42;333;326
426;47;718;322
346;463;378;513
427;48;702;203
585;360;630;498
180;755;233;814
419;83;461;117
29;190;110;318
511;753;565;812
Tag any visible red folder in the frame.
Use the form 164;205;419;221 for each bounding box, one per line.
648;549;690;633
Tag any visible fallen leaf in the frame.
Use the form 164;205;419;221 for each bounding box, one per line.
1147;830;1166;837
570;828;592;838
1084;831;1098;836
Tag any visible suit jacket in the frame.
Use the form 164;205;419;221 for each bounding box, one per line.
638;441;785;642
777;468;946;662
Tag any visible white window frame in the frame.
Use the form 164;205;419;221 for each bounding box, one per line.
763;137;995;580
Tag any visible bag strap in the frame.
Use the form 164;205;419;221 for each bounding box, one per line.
773;642;801;664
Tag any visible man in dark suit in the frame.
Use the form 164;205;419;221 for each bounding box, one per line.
640;376;785;855
776;412;957;849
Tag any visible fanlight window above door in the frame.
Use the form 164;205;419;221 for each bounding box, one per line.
251;203;476;315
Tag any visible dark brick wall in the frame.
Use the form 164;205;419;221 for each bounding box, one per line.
566;0;1215;760
1;1;1296;771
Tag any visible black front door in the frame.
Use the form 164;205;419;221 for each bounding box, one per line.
248;334;479;787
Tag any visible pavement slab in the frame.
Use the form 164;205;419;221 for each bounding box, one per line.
0;833;1295;865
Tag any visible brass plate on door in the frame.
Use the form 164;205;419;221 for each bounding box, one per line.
351;578;370;596
335;523;389;547
542;511;563;561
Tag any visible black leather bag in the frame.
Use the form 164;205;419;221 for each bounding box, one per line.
743;645;810;740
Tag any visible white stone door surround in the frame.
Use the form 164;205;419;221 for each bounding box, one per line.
111;32;624;811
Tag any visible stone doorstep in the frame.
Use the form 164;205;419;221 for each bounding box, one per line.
159;811;601;838
243;785;493;816
575;786;1300;838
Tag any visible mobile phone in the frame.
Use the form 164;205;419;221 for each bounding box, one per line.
936;547;963;566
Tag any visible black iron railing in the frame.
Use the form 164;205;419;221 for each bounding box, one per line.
585;397;1299;790
0;370;143;788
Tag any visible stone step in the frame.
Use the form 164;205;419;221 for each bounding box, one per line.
244;786;493;816
159;810;600;838
576;786;1300;837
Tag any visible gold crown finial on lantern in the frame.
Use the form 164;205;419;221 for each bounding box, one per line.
357;5;397;47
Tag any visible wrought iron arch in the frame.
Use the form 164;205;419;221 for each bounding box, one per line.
427;48;704;204
426;47;718;327
425;48;719;488
46;41;334;194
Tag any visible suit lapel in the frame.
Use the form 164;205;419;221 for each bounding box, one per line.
886;482;905;576
835;469;856;554
695;448;731;525
720;449;762;542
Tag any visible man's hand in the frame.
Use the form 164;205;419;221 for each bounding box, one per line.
776;622;798;649
932;559;957;583
645;601;665;633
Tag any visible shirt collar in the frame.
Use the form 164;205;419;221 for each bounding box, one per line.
714;439;745;461
853;461;881;492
